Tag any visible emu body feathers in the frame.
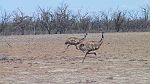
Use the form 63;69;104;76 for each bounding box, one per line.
63;33;87;52
63;32;104;63
78;32;104;63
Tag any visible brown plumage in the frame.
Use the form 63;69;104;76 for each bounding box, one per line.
63;33;88;52
78;32;104;63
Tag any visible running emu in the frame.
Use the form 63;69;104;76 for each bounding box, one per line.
63;33;88;52
78;32;104;63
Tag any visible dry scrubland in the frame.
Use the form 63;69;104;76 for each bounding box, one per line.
0;32;150;84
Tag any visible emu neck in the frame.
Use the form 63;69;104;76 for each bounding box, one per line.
99;33;104;42
79;35;86;42
97;34;104;48
97;39;103;49
99;38;103;42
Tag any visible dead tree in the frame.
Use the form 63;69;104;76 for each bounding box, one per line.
113;11;126;32
54;3;72;34
39;7;55;34
0;10;11;35
13;9;32;35
77;12;91;32
140;6;150;31
100;11;110;32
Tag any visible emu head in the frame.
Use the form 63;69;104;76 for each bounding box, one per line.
84;33;88;39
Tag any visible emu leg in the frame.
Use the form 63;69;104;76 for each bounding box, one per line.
75;45;79;50
82;52;97;63
63;45;70;53
82;51;89;63
89;52;97;56
86;51;97;56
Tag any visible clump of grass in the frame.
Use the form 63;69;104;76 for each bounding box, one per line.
0;55;22;63
0;56;9;61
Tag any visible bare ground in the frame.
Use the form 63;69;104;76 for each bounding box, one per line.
0;32;150;84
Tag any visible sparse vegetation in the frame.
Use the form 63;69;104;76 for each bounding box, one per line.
0;2;150;84
0;32;150;83
0;4;150;35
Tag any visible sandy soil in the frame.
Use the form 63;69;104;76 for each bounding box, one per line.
0;32;150;84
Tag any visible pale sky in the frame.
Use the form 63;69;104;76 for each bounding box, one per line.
0;0;149;15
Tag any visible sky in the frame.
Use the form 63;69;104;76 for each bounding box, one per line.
0;0;149;15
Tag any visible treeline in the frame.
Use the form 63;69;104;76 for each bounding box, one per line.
0;4;150;35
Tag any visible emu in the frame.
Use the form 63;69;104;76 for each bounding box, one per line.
78;32;104;63
63;33;88;52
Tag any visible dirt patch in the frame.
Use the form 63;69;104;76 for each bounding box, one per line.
0;32;150;84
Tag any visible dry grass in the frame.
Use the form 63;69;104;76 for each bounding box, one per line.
0;32;150;84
